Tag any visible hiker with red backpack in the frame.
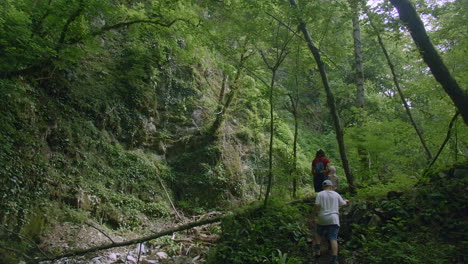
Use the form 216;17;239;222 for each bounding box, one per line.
312;149;330;193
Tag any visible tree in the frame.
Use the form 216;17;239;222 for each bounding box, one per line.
365;6;433;161
349;0;365;109
389;0;468;125
0;0;192;79
208;40;253;137
287;92;299;198
256;22;293;207
288;0;356;192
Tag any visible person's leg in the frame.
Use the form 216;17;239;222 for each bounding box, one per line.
314;177;322;192
330;240;338;256
314;225;324;257
327;225;340;263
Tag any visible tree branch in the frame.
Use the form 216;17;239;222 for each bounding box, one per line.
389;0;468;125
265;12;303;41
91;18;189;37
58;0;84;48
426;111;460;172
365;7;433;161
158;176;183;221
2;17;189;79
34;216;223;263
85;221;115;244
243;66;269;88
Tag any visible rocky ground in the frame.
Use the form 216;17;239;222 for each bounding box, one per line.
35;214;220;264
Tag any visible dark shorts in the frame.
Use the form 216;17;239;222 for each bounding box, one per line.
317;224;340;241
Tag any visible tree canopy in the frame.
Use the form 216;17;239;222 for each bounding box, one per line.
0;0;466;263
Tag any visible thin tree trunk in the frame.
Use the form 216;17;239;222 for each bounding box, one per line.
265;71;276;207
289;0;356;192
426;111;460;172
242;66;276;205
292;115;298;197
209;46;251;137
258;28;292;206
389;0;468;125
288;94;299;198
366;11;433;161
350;0;369;173
350;0;365;109
158;176;183;221
291;43;302;199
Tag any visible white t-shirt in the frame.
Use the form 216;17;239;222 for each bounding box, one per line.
315;190;346;226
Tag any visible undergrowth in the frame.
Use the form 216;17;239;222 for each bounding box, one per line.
206;200;310;264
342;163;468;264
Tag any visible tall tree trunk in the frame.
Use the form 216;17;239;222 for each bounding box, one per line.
366;11;433;161
292;110;298;197
289;0;356;192
350;0;368;174
264;71;276;207
259;29;292;206
289;44;301;199
350;0;365;109
389;0;468;125
288;94;299;198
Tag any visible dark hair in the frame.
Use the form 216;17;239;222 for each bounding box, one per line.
316;149;325;157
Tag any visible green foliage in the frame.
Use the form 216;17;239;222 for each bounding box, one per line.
343;222;457;264
170;142;232;208
207;201;310;264
354;174;418;199
343;164;468;264
0;0;467;262
0;80;47;227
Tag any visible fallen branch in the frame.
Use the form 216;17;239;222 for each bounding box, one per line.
85;221;115;244
34;215;224;263
157;176;183;221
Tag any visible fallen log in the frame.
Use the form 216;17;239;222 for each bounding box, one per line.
34;197;317;263
34;215;224;264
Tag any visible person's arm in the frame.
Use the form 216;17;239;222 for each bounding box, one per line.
338;195;349;207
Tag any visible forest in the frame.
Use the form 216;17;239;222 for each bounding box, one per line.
0;0;466;263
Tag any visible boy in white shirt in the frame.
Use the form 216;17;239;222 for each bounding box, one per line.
312;180;349;264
